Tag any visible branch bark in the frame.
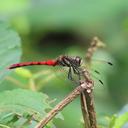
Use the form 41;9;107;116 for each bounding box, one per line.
80;37;104;128
35;81;90;128
36;37;104;128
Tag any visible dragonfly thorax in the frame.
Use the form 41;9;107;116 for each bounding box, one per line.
57;55;82;68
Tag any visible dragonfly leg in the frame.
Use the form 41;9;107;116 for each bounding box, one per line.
72;67;81;81
68;67;73;81
68;67;79;85
68;67;81;85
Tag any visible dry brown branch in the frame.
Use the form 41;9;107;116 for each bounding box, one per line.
80;92;90;128
80;68;97;128
85;36;105;63
35;79;92;128
80;36;105;128
36;37;105;128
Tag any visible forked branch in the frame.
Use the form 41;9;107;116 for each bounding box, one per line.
35;37;104;128
35;69;93;128
80;36;105;128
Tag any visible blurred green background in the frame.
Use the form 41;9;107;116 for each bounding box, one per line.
0;0;128;128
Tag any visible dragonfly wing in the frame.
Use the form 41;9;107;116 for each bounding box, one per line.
34;66;75;89
81;59;111;86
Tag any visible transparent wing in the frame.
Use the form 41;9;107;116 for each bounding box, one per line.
81;58;113;86
5;65;73;92
32;66;76;90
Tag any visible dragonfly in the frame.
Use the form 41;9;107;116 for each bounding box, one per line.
8;55;83;83
8;55;113;85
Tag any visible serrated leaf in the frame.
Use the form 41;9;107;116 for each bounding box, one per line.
0;21;21;83
0;89;51;127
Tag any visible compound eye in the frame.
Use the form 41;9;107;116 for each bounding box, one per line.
75;56;81;65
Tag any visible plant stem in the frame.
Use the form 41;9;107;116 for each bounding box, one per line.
80;37;104;128
80;68;97;128
80;92;90;128
35;81;91;128
36;37;104;128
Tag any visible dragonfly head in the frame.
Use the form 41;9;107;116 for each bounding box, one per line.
74;56;82;67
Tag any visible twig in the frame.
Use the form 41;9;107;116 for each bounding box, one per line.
86;36;105;63
80;37;105;128
81;68;97;128
35;83;85;128
29;78;37;91
80;92;90;128
83;90;97;128
5;76;26;88
35;73;92;128
35;37;104;128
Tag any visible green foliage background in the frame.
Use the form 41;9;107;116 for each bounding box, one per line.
0;0;128;128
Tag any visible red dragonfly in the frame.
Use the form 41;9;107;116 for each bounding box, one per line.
8;55;83;83
8;55;112;85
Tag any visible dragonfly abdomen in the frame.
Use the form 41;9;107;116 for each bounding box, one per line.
8;60;58;69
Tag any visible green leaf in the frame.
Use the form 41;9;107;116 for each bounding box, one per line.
0;21;21;83
0;89;51;127
15;68;33;78
109;115;117;128
109;113;128;128
0;0;29;15
0;124;11;128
